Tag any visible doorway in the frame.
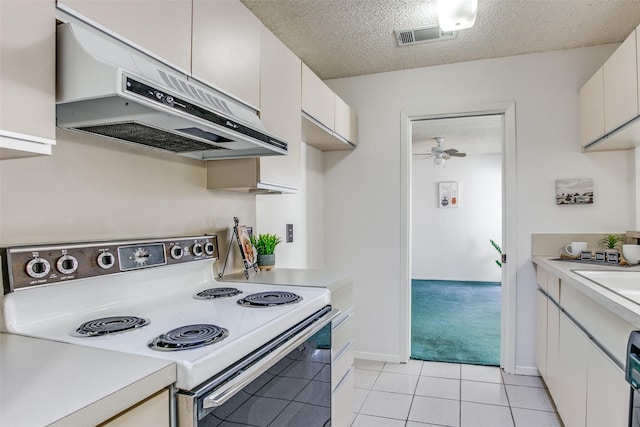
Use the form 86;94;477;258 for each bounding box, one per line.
399;102;517;373
410;114;503;366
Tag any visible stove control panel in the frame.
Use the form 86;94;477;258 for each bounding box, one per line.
1;235;218;292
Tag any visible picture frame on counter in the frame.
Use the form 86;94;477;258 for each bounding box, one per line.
438;181;458;208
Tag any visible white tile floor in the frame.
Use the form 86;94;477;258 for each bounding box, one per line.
351;359;564;427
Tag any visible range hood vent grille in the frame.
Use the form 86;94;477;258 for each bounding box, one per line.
76;123;227;153
395;26;457;46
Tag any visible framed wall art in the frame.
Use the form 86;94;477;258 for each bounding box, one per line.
438;181;458;208
556;178;593;205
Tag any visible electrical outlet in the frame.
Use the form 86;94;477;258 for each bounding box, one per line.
286;224;293;243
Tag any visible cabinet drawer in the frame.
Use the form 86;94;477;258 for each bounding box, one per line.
332;340;354;387
561;284;635;364
332;310;354;354
536;266;548;292
332;366;354;427
547;274;560;302
331;284;354;313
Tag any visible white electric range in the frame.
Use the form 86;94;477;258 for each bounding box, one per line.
1;235;334;426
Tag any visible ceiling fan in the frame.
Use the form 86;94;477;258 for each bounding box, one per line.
413;137;467;166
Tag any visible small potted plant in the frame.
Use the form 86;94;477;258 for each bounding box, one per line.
249;233;282;271
598;234;623;263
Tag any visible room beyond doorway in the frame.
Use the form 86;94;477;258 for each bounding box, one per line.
410;113;504;367
411;279;501;366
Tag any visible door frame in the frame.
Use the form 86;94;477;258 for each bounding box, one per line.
399;102;517;373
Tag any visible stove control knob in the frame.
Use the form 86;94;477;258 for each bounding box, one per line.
204;241;216;255
192;243;203;256
26;257;51;279
97;252;116;269
56;254;78;275
170;245;184;260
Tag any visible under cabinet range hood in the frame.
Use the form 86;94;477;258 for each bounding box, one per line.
55;22;288;160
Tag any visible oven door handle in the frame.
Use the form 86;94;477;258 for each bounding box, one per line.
202;308;339;409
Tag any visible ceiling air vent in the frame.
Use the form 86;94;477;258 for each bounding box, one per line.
395;25;457;47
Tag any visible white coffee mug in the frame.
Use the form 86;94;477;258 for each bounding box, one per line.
622;244;640;264
565;241;587;256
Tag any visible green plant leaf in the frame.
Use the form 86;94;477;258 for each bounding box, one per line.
249;233;282;255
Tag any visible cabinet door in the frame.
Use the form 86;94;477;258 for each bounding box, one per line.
604;29;639;132
536;290;548;378
334;95;358;145
301;63;335;129
0;0;56;158
58;0;192;72
258;26;301;187
546;301;561;399
557;313;588;427
192;0;261;109
579;68;605;147
586;344;629;427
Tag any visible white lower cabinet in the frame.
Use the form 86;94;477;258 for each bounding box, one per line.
98;389;170;427
330;281;355;427
536;265;631;427
545;301;561;403
556;313;588;427
586;344;628;427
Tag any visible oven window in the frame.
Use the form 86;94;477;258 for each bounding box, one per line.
201;324;332;427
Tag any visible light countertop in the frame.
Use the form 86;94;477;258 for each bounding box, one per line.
532;256;640;328
218;268;353;293
0;333;176;427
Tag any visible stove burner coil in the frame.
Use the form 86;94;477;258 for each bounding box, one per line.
74;316;149;337
194;287;242;300
148;324;229;351
237;291;302;307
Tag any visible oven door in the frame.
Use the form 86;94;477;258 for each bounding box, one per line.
177;306;338;427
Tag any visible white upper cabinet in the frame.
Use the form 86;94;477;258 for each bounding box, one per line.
206;24;301;192
57;0;193;73
302;63;335;129
301;63;358;151
192;0;261;109
581;25;640;151
334;95;358;146
603;29;639;132
257;25;302;188
0;0;56;159
579;68;604;147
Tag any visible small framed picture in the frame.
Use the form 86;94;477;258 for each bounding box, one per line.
556;178;593;205
438;181;458;208
235;224;257;268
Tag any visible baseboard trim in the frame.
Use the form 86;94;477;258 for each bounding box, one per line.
354;351;403;363
514;365;540;376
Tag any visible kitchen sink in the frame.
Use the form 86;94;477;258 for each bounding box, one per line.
573;270;640;304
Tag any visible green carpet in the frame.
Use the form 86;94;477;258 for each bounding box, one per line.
411;279;501;366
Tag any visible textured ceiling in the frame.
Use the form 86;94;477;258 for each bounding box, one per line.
241;0;640;80
412;115;503;156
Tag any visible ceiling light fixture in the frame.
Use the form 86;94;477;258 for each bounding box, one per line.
437;0;478;31
434;155;445;166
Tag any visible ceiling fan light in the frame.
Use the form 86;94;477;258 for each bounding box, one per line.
437;0;478;31
434;156;445;166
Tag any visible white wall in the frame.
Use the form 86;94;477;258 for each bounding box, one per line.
0;128;255;275
412;153;502;282
256;143;325;268
325;45;636;370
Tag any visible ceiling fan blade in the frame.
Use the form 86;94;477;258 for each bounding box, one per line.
448;152;467;157
443;148;459;154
